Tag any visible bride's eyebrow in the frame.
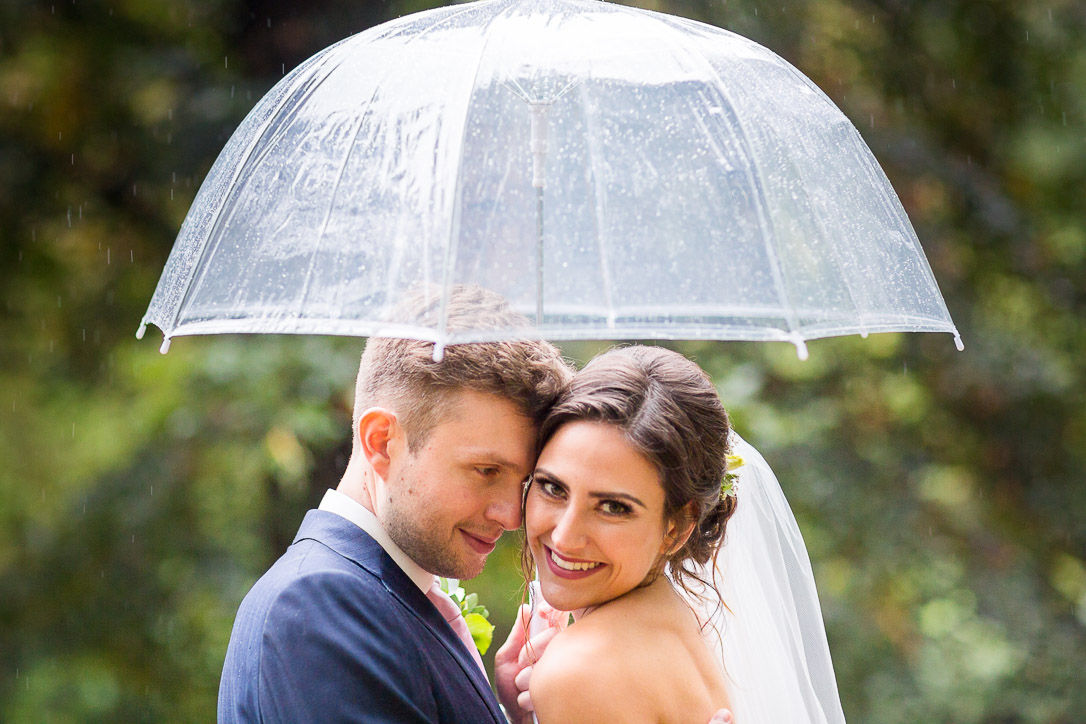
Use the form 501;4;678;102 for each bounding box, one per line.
587;491;646;509
531;469;563;485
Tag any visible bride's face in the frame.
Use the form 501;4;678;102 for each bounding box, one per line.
525;420;680;612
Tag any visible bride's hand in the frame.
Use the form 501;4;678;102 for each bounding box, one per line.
494;603;566;722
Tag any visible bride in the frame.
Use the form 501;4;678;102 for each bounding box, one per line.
515;345;846;723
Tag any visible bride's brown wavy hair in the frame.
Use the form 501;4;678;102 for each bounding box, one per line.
520;345;737;603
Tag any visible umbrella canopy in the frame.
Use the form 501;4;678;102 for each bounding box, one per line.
139;0;962;359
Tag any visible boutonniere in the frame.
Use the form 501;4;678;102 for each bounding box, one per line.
438;577;496;655
721;452;744;500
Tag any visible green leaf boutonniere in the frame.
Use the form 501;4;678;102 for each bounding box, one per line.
438;577;496;655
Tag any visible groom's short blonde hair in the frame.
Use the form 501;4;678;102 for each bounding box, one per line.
353;285;572;451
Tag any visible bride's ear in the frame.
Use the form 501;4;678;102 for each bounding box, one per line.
661;503;698;556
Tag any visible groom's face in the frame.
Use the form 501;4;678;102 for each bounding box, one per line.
381;389;536;579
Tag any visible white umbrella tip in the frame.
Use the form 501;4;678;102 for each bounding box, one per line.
135;322;147;340
953;333;965;351
159;337;172;354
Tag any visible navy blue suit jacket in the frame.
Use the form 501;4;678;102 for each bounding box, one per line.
218;510;506;723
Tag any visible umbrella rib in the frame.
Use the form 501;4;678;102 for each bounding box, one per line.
162;50;342;339
167;5;489;341
299;3;492;321
665;23;806;350
838;116;952;320
293;115;367;318
435;2;513;355
577;82;618;329
773;58;907;335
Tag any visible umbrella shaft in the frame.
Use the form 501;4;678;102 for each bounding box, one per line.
536;187;544;326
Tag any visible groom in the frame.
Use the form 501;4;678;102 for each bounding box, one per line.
218;286;572;722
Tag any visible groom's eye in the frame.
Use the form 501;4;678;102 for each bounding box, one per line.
474;466;500;478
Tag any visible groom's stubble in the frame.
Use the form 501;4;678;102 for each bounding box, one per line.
376;389;535;580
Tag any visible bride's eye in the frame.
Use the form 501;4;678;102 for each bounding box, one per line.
599;500;632;516
538;480;565;498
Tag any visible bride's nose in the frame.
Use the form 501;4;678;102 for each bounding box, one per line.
549;505;588;551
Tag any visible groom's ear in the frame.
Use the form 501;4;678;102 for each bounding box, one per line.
357;407;403;479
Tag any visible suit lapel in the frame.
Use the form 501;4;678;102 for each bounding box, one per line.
294;510;505;723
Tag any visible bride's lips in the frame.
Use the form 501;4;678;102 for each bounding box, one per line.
542;545;605;580
461;529;499;555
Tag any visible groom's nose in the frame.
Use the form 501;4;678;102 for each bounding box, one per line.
484;478;523;530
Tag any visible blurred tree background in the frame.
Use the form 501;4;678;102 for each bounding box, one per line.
1;0;1083;721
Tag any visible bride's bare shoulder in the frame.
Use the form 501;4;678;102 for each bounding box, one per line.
529;595;675;722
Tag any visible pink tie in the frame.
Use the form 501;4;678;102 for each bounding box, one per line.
426;580;487;676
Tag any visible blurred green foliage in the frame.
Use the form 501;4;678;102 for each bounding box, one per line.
1;0;1083;721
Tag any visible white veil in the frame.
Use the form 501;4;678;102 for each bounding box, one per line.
688;432;846;723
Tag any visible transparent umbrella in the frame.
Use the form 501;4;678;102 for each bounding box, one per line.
138;0;962;359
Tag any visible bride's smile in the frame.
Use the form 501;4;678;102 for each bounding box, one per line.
526;421;684;612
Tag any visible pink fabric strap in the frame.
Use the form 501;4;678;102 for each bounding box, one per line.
426;580;487;676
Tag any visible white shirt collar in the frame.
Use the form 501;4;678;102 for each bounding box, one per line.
318;488;434;593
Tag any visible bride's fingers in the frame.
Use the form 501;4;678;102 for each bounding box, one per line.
514;665;532;691
517;625;559;667
708;709;733;723
516;688;535;712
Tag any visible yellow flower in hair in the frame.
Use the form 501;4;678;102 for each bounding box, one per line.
721;453;745;500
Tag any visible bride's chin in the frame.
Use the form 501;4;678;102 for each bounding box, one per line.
539;579;601;611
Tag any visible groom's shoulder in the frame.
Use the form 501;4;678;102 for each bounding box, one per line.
247;534;388;613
